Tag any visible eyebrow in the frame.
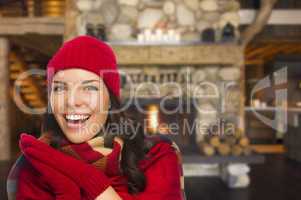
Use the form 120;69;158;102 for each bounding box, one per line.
81;80;100;84
53;80;100;84
53;80;66;85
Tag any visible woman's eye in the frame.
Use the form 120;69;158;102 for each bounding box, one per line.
53;86;65;92
83;86;99;91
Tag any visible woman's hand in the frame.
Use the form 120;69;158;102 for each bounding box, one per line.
21;152;82;200
20;133;111;200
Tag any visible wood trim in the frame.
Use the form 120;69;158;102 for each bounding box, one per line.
251;144;285;154
0;17;64;35
112;44;243;65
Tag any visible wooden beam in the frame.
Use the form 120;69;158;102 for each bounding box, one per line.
245;42;301;65
284;46;301;54
0;37;11;160
246;44;275;60
245;59;264;65
64;0;79;41
112;44;243;65
0;17;64;35
240;9;301;25
251;144;285;154
260;44;292;59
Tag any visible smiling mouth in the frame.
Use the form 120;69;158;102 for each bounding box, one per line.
63;114;91;128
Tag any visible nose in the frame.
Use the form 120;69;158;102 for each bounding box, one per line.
66;87;84;108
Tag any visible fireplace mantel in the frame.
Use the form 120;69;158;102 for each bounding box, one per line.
112;41;245;133
111;42;243;65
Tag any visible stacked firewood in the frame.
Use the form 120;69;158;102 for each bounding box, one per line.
197;118;254;157
198;134;253;157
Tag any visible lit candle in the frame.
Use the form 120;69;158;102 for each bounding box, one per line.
253;99;260;108
156;29;163;41
138;34;144;43
168;29;175;41
175;33;181;42
144;29;152;42
144;29;151;36
147;105;159;134
163;34;169;42
150;34;156;42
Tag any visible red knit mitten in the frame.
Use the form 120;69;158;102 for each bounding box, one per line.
20;150;81;200
97;139;128;193
20;133;111;200
104;139;123;177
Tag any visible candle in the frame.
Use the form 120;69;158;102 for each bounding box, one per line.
175;33;181;42
156;29;163;41
144;29;151;42
138;34;144;43
261;102;267;108
144;29;152;36
253;99;260;108
150;34;156;42
168;29;175;41
163;34;169;42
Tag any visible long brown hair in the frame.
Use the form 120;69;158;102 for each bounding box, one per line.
41;90;156;194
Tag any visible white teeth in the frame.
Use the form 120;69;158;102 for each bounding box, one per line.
65;114;90;121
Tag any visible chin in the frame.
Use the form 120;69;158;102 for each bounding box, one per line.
66;136;82;144
63;130;97;143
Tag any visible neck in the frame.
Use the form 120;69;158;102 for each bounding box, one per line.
87;136;123;156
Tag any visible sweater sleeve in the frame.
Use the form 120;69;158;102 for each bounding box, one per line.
16;163;54;200
117;150;183;200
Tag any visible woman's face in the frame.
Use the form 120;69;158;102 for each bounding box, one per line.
50;68;110;143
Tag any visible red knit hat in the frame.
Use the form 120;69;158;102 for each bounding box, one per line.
47;35;120;99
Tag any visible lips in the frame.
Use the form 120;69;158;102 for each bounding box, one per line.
63;114;91;128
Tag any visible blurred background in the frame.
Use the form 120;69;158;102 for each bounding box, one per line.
0;0;301;199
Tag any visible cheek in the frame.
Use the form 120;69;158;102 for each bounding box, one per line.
87;92;110;112
88;95;110;131
50;93;65;113
82;111;108;137
90;112;108;128
85;93;99;111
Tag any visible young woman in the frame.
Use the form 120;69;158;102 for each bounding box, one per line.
7;35;185;200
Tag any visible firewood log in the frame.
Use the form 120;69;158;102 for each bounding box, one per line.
199;143;216;156
217;143;231;156
242;146;253;156
232;145;243;156
209;136;221;147
239;137;250;147
224;135;237;146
